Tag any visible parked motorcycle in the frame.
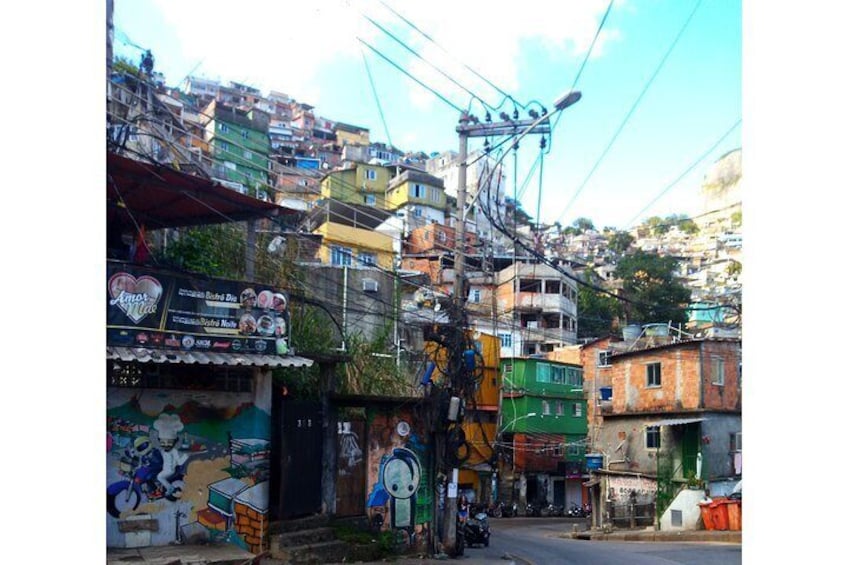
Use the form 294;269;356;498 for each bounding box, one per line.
541;503;564;517
567;503;587;518
107;450;186;518
524;502;541;517
463;512;491;547
487;501;503;518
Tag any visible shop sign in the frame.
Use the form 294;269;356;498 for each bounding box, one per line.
107;263;291;355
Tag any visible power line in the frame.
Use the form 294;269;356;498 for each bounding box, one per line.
360;46;394;149
357;37;465;113
554;0;705;224
358;10;493;112
624;118;741;229
376;0;523;113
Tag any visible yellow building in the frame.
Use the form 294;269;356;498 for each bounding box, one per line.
321;163;391;207
334;122;370;147
425;331;502;504
385;169;447;212
309;200;396;270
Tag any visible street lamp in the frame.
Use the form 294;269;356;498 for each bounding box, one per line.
500;412;538;434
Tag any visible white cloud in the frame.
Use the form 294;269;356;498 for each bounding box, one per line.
146;0;618;109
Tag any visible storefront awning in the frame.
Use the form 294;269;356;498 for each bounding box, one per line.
107;346;313;368
649;417;706;427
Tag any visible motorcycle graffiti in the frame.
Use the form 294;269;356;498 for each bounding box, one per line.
107;434;187;517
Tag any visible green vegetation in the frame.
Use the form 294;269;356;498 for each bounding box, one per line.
615;250;691;327
577;271;622;339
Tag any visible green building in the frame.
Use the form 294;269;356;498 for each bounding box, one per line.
203;100;271;200
499;357;588;510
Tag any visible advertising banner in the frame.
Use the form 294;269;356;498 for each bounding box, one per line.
107;262;291;355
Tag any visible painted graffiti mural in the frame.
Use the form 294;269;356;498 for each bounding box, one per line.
365;409;431;552
106;373;272;553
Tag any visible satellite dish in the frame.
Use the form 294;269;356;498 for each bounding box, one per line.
267;235;285;253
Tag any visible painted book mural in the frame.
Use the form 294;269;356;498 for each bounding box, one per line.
106;375;272;552
365;407;432;552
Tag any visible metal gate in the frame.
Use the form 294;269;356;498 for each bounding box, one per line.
335;419;366;517
278;400;323;519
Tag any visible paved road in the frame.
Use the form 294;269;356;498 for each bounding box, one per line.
461;517;742;565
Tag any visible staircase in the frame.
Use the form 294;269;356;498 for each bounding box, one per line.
263;515;350;564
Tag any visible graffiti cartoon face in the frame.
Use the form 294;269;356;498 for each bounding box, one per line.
381;448;420;501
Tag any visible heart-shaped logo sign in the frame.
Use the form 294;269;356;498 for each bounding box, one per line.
109;272;163;324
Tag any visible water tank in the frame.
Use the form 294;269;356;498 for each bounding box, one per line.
622;324;642;342
643;323;669;337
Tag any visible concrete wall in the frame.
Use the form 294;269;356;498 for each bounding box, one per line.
660;488;705;530
364;407;432;553
304;264;397;343
701;415;742;479
106;369;272;553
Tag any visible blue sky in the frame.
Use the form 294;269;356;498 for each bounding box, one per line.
112;0;741;230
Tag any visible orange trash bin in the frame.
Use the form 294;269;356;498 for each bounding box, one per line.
699;501;715;530
725;499;742;531
710;497;730;531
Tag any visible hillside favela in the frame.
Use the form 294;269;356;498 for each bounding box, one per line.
105;1;742;563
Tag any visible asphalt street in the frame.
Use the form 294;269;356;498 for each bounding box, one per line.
461;517;742;565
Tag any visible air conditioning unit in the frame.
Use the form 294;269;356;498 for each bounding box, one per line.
362;278;379;293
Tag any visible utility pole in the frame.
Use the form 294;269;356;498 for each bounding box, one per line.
442;112;553;556
441;93;580;555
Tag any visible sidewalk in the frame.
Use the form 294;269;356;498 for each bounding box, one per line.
567;527;741;544
107;544;257;565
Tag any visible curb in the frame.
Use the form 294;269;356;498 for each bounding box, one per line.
567;530;741;544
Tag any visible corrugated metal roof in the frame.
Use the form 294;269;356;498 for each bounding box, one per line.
107;346;313;368
648;417;706;427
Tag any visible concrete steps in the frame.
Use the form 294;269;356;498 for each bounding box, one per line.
265;515;350;564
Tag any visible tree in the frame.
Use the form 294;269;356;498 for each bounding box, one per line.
644;216;669;236
731;210;742;228
614;250;691;326
608;231;635;254
573;217;595;233
577;272;622;339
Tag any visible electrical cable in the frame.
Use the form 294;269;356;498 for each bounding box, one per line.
357;37;465;113
359;46;394;149
554;0;705;224
623;118;741;229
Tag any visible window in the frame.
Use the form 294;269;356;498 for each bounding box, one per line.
572;402;583;417
553;444;564;457
243;149;252;160
502;360;513;375
298;178;309;187
598;350;612;367
556;401;564;416
219;123;230;133
536;363;551;383
430;188;440;202
646;426;661;449
241;130;248;139
646;362;662;387
411;183;427;199
712;357;725;386
358;252;376;266
551;366;565;384
412;208;423;218
566;367;583;387
499;333;512;349
731;432;742;452
330;245;352;266
469;289;481;303
541;400;551;415
365;169;377;180
545;280;561;294
364;194;376;206
567;444;582;457
436;230;447;243
219;141;231;152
